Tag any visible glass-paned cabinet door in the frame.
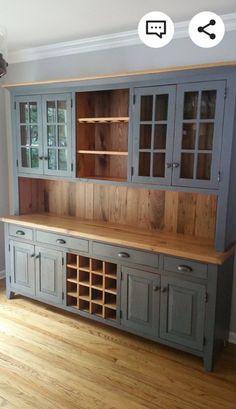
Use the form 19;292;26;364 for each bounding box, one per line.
15;96;43;174
172;81;225;188
132;86;176;184
42;93;72;176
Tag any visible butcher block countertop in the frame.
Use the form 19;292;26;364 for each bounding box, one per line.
1;213;235;265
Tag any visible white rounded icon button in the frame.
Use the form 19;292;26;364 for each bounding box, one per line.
138;11;174;48
189;11;225;48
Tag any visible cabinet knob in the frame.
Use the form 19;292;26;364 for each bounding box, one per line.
161;287;167;293
16;230;25;236
177;265;192;273
30;253;35;258
39;156;44;160
153;285;160;291
56;239;66;244
172;162;180;168
117;252;130;258
166;163;172;168
44;156;48;160
35;254;40;259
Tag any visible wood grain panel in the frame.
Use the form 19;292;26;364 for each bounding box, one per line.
18;178;217;240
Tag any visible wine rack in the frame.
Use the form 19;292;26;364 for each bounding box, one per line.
66;253;117;321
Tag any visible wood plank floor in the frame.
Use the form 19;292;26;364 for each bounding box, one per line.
0;280;236;409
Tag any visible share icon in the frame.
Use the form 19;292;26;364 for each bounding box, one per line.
198;19;216;39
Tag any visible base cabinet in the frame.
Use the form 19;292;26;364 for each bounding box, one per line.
9;241;35;296
9;240;63;305
35;247;63;304
160;276;206;351
121;267;160;337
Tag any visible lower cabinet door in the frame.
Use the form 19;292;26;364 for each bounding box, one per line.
35;246;63;305
10;240;35;295
160;276;206;351
121;266;160;338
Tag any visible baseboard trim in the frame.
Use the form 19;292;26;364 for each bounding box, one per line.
229;332;236;344
0;270;6;280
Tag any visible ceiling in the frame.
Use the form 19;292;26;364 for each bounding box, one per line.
0;0;235;52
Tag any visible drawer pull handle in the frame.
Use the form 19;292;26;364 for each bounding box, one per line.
118;252;130;258
177;265;193;273
153;286;160;291
16;230;25;236
56;239;66;244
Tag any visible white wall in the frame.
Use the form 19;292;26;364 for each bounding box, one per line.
0;86;9;275
2;31;236;335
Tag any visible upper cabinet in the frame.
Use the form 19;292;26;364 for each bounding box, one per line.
13;75;228;191
132;81;225;189
15;93;73;177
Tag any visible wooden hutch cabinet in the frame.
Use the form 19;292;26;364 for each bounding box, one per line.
2;63;236;371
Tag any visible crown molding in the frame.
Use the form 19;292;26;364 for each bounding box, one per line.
8;13;236;64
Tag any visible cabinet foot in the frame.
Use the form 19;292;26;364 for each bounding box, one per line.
203;355;214;372
6;290;14;300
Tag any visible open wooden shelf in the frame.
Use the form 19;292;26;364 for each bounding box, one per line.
66;253;117;321
78;117;129;124
76;89;129;181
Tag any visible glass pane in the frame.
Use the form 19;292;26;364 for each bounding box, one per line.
139;152;150;176
47;125;56;147
184;92;198;119
20;102;29;123
182;123;196;149
140;95;153;121
154;124;167;149
198;123;214;150
57;100;67;123
58;149;67;171
153;153;165;177
21;147;30;167
20;126;29;146
31;148;39;168
30;125;38;145
155;94;168;121
29;102;37;123
58;125;67;147
47;101;56;123
197;153;212;180
180;153;194;178
139;125;152;149
48;149;57;170
200;91;216;119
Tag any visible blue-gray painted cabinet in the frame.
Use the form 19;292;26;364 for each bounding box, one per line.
132;80;225;189
9;240;35;296
159;275;205;351
15;93;73;177
121;266;160;337
35;246;63;305
9;238;63;306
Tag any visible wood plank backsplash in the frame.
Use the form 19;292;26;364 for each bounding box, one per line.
19;178;217;240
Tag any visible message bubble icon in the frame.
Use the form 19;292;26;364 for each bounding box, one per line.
146;20;167;38
138;11;174;48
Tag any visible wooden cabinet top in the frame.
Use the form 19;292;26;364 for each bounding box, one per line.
2;213;235;265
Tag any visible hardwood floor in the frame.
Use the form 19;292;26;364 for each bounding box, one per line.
0;280;236;409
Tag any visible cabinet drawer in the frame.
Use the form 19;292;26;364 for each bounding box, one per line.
36;230;89;253
9;224;33;241
92;242;158;268
163;256;207;279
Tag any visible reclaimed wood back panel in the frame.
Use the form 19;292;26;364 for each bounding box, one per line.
19;178;217;240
